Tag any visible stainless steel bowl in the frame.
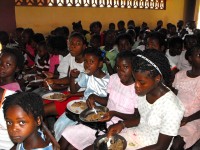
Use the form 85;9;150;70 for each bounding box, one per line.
79;106;109;122
93;134;127;150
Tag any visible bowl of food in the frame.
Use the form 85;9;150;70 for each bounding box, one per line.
93;134;127;150
79;106;109;122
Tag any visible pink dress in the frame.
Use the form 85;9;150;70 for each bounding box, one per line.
26;44;35;67
61;74;138;149
0;82;21;92
48;55;60;73
173;70;200;149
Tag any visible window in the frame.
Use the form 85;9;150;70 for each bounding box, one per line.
15;0;166;10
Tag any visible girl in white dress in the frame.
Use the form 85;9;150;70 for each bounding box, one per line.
108;49;184;150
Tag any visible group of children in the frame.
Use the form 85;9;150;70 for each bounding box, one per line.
0;19;199;150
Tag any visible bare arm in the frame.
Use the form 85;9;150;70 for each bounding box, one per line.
86;94;109;108
138;133;173;150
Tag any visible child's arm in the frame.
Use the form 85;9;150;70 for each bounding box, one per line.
181;110;200;126
101;108;139;122
86;94;109;108
42;122;60;150
70;69;81;94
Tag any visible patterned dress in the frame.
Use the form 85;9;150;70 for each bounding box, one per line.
173;70;200;149
120;91;184;150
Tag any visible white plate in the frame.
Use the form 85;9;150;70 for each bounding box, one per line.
42;92;66;101
23;74;36;80
67;99;87;114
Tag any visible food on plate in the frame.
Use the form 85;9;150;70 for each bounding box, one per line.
108;138;124;150
85;111;106;121
71;101;87;110
49;93;65;99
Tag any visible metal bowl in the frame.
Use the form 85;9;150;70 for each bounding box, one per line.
79;106;109;122
93;134;127;150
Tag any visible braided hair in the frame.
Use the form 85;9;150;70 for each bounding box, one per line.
3;92;44;122
132;49;172;86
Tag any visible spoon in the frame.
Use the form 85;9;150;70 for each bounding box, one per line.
45;81;53;91
92;107;98;114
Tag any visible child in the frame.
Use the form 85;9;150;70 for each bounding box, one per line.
21;28;35;68
171;45;200;150
115;33;134;52
43;35;69;90
89;34;101;49
45;35;68;75
54;47;110;141
3;92;56;150
44;32;86;117
58;51;138;150
0;87;15;149
0;48;24;91
165;36;183;66
177;34;197;71
100;29;118;75
107;49;184;150
35;41;50;77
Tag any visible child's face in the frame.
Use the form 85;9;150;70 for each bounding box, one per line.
22;33;30;44
118;39;132;53
37;46;47;57
133;71;158;96
69;37;86;57
90;38;100;49
116;58;134;85
185;38;197;50
105;32;116;45
84;54;102;76
5;105;39;144
170;43;182;55
146;38;160;50
189;48;200;68
0;53;17;78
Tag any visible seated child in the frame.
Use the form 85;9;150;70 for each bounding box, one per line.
54;47;110;141
44;33;85;91
171;45;200;150
0;48;24;91
58;51;138;150
115;33;134;52
0;88;15;149
3;92;58;150
43;33;86;117
35;41;50;77
107;49;184;150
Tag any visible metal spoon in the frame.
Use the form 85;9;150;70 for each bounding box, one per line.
45;81;53;91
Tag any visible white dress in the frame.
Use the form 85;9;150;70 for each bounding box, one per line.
57;53;84;79
120;91;184;150
54;73;110;141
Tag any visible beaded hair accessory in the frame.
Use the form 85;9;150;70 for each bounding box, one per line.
137;54;162;76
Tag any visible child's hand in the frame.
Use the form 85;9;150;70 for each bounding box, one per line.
70;69;80;78
86;94;96;108
181;117;189;126
43;71;54;79
99;111;115;122
103;57;111;65
107;122;124;138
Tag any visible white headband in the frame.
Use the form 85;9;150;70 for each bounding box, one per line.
137;54;162;76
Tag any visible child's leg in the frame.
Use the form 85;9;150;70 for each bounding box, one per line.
170;135;185;150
